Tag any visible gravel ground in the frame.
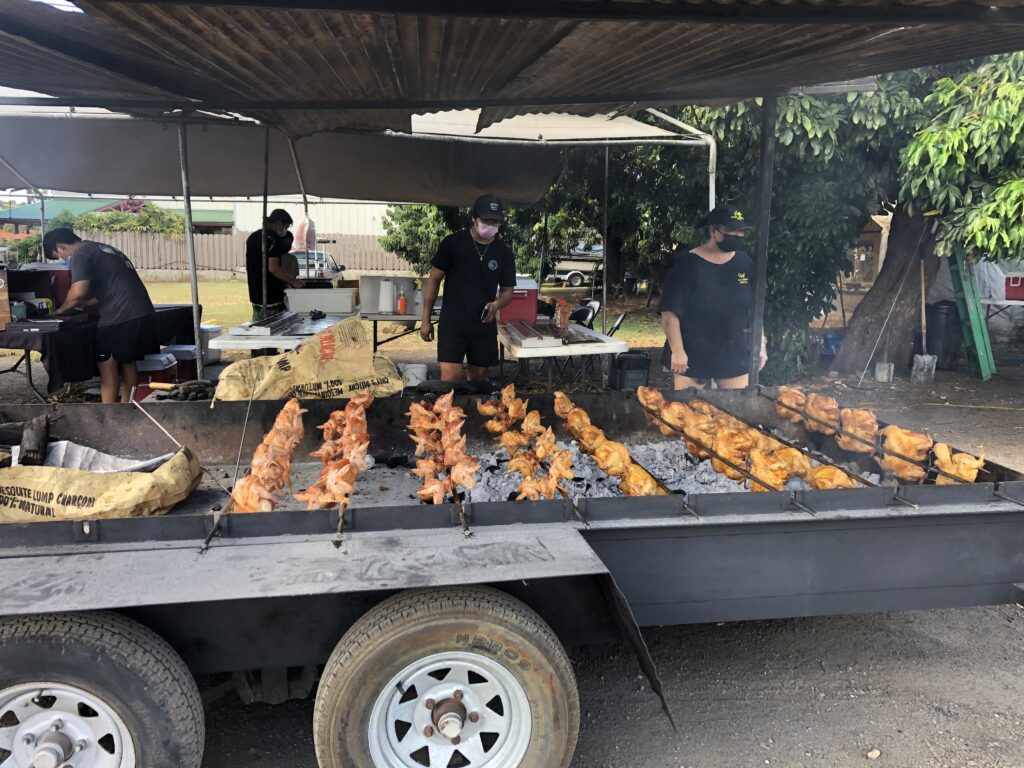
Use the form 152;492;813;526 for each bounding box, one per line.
6;351;1024;768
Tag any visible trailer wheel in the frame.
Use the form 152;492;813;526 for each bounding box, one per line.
0;612;204;768
567;272;585;288
314;586;579;768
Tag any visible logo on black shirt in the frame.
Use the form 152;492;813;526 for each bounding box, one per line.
737;272;749;285
487;259;499;271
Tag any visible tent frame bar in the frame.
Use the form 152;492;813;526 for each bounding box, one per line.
0;154;46;239
97;0;1024;26
646;108;717;211
176;118;205;379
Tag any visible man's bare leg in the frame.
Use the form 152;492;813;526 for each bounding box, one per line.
98;357;120;404
119;362;139;403
672;373;707;390
715;373;749;389
439;362;464;382
466;365;489;383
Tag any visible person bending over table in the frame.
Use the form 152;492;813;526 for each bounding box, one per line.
44;227;159;404
246;208;304;322
419;194;516;383
659;205;767;390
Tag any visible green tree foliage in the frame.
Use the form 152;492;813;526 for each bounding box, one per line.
901;53;1024;261
13;204;185;262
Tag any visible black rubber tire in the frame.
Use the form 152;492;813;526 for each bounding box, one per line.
0;612;205;768
567;273;584;288
313;586;580;768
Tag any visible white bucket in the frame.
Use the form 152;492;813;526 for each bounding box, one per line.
399;363;427;388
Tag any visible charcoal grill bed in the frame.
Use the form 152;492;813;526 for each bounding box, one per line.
0;391;1022;674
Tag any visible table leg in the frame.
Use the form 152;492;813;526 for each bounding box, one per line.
16;352;46;403
373;320;379;352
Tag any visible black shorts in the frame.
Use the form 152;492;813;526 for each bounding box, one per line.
96;314;160;365
437;327;498;368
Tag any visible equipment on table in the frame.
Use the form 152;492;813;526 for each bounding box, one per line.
497;277;539;324
154;379;216;401
1006;273;1024;301
608;351;650;390
230;310;303;336
504;320;599;349
377;277;396;314
285;287;358;314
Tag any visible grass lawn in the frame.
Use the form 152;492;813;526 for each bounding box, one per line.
146;279;251;330
144;280;668;348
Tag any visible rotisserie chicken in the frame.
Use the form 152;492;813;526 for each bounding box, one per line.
772;447;813;480
619;463;668;496
748;449;789;492
877;425;933;483
231;398;307;513
808;465;859;490
933;443;985;485
407;393;479;504
775;386;807;424
837;408;878;453
711;427;759;480
297;394;374;510
804;393;840;435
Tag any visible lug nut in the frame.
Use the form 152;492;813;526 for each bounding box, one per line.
22;735;34;746
452;689;463;702
50;719;63;732
423;726;434;738
451;736;461;746
424;698;435;710
75;740;88;752
468;711;480;723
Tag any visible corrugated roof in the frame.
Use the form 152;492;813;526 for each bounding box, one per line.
1;0;1023;139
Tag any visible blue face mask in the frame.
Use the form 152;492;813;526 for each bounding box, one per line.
276;228;288;238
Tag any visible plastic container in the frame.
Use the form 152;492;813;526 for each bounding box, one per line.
608;352;650;390
497;277;539;324
556;299;571;335
284;288;357;315
200;324;222;364
1007;273;1024;301
399;363;427;388
914;300;962;371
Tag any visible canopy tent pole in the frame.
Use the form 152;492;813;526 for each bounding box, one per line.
0;155;46;239
537;209;548;287
177;118;204;380
646;108;717;210
748;97;777;387
602;144;609;333
287;137;309;215
261;125;270;313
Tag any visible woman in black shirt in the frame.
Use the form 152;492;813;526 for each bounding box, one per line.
658;205;767;390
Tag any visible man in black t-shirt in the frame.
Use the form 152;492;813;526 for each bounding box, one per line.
419;194;516;383
246;208;303;321
44;227;158;403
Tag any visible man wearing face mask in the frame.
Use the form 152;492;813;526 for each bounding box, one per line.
245;208;304;321
659;205;767;390
419;194;516;383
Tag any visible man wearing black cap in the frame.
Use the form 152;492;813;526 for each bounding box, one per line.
658;205;767;390
419;194;516;383
245;208;304;321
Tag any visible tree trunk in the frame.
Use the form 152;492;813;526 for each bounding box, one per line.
833;206;940;375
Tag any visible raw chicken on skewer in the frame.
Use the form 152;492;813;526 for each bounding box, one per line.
477;384;529;434
230;398;307;513
296;395;375;510
408;392;480;506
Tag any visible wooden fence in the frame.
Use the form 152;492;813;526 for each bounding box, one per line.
79;230;406;272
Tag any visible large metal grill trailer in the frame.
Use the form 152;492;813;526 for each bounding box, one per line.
0;389;1022;768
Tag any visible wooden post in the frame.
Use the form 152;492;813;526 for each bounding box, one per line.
748;96;777;387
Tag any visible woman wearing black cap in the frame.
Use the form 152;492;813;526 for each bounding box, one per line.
245;208;305;321
419;194;516;383
658;205;767;389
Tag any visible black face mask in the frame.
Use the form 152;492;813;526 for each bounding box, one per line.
717;234;745;253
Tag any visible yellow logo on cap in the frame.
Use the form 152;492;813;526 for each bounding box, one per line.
737;272;749;285
732;211;745;221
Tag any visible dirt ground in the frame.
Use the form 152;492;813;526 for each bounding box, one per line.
3;337;1022;768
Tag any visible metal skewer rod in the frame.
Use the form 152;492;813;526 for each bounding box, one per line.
757;387;969;485
638;404;785;495
705;400;878;489
993;490;1024;508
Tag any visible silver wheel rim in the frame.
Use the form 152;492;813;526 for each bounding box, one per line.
368;651;531;768
0;683;136;768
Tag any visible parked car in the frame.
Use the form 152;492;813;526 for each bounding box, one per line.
289;250;344;280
